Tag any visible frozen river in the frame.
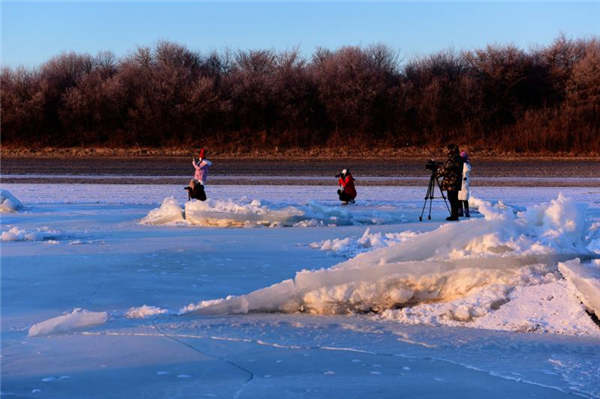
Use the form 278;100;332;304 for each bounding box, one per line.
1;184;600;398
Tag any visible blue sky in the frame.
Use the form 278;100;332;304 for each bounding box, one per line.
2;1;599;68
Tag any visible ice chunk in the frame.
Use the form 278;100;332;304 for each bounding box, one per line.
311;228;420;258
28;308;108;337
587;222;600;254
140;197;184;225
590;238;600;254
125;305;168;318
0;190;23;213
1;226;63;242
523;193;588;250
310;237;352;252
559;258;600;318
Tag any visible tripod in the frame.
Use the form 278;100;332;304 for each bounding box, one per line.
419;173;450;221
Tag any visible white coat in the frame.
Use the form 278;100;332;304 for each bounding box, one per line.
458;161;471;201
192;158;212;185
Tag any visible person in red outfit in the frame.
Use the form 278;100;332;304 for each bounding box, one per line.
337;169;357;204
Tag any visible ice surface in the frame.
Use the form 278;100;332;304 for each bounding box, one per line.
28;308;108;337
2;183;600;398
142;198;407;227
183;195;599;335
559;258;600;319
0;189;23;212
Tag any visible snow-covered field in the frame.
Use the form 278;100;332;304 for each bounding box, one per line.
2;183;600;398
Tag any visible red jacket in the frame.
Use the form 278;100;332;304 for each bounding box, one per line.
338;175;357;198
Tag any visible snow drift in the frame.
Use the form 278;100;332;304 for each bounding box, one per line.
141;198;406;227
182;194;600;335
0;190;23;213
28;308;108;337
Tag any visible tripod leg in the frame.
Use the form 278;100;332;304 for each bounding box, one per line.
419;176;435;221
419;191;429;221
428;190;433;220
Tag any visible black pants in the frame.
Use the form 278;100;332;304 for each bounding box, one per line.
188;183;207;201
338;189;354;203
447;190;459;218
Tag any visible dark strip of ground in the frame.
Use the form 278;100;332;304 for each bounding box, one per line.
2;158;600;179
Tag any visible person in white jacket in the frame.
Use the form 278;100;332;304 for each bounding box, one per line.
458;151;471;217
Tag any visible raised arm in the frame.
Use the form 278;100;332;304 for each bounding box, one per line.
192;159;201;170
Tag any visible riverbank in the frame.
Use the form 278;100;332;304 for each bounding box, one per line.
2;146;599;160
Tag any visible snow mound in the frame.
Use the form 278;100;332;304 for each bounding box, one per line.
125;305;168;319
185;199;304;227
142;198;407;227
310;228;420;258
182;194;599;335
28;308;108;337
1;226;64;242
559;258;600;319
0;190;23;212
140;197;184;225
382;273;600;335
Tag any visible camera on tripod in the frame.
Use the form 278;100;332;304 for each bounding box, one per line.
425;159;442;172
419;159;449;221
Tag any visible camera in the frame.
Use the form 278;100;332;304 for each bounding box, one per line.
335;173;342;178
425;159;442;172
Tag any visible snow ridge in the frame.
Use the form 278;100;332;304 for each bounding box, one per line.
28;308;108;337
141;198;407;227
182;194;600;335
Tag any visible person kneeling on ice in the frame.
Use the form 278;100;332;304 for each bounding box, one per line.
185;148;212;201
336;169;356;205
458;150;471;217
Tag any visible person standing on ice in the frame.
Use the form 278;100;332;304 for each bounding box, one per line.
439;144;463;221
336;169;357;205
458;151;471;217
186;148;212;201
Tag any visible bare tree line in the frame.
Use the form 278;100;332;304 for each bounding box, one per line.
2;36;599;153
